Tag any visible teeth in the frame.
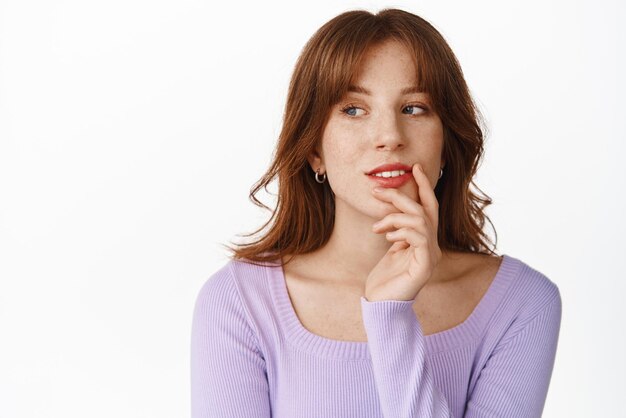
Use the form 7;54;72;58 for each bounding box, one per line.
373;170;406;178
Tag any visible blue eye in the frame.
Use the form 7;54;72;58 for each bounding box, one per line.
341;105;364;117
403;105;426;115
339;103;428;117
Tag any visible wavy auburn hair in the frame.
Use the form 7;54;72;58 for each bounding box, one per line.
222;8;498;266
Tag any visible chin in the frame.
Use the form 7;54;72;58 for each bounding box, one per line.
371;199;398;215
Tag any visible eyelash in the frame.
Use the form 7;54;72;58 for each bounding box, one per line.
339;103;428;117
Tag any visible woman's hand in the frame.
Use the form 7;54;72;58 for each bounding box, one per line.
365;163;443;302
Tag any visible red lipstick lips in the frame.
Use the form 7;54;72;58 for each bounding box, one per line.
366;163;413;175
366;162;414;188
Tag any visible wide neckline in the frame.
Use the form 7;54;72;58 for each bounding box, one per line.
266;253;520;359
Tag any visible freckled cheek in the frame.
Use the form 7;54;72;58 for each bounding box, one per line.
322;127;366;167
320;141;366;195
324;145;361;183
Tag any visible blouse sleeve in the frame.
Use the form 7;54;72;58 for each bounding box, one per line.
361;290;562;418
190;265;271;418
464;293;562;418
360;297;453;417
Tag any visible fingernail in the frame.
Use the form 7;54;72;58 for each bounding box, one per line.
373;187;384;192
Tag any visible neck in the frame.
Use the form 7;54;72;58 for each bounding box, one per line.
286;199;466;286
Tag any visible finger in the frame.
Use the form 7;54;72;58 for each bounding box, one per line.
371;186;423;216
387;240;409;254
412;164;439;230
385;228;438;269
372;212;429;234
385;227;428;249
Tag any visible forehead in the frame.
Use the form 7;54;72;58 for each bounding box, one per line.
350;39;419;87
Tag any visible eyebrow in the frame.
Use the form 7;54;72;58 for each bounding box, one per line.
347;84;425;95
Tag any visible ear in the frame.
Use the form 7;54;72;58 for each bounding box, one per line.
307;148;323;173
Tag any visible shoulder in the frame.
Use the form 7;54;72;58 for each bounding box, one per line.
198;255;273;289
462;253;563;351
195;257;272;303
505;254;561;316
191;259;269;360
458;252;560;318
193;260;239;322
193;256;277;324
192;258;268;332
487;254;562;341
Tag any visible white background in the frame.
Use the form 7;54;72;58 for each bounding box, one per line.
1;0;624;417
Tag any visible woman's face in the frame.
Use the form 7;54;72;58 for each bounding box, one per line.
310;38;445;220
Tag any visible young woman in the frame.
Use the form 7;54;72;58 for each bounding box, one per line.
191;8;562;418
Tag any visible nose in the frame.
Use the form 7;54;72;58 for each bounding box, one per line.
373;109;405;151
